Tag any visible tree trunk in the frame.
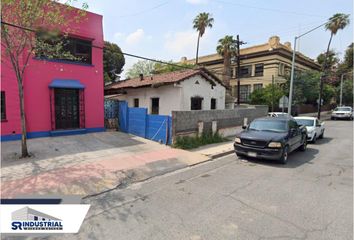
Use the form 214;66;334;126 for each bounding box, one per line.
317;33;333;119
17;75;29;158
195;33;200;65
222;53;231;87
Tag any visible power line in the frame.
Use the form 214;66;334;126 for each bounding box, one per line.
1;20;230;78
213;0;326;18
114;0;171;18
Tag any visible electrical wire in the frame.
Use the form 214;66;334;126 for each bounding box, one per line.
114;0;171;18
1;20;324;79
213;0;326;18
1;20;233;78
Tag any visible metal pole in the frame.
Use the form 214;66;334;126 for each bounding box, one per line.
237;34;241;105
340;74;343;106
288;36;297;115
271;75;274;112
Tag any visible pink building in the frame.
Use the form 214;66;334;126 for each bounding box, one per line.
1;7;105;141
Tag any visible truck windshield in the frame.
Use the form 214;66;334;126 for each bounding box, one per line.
249;120;288;132
335;107;352;111
295;119;314;127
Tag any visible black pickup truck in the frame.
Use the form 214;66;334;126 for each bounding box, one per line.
234;116;307;164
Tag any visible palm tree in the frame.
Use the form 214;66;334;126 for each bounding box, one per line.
318;13;350;119
216;35;237;86
193;12;214;65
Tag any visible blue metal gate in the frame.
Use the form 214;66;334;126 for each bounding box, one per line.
118;101;172;144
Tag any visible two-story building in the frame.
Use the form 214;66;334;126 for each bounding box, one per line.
1;5;105;141
182;36;321;103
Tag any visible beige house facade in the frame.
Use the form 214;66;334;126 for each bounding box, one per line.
182;36;321;103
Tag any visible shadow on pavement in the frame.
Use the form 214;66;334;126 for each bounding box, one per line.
1;132;144;168
240;147;319;169
309;137;333;145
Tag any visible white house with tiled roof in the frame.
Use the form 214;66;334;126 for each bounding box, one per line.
104;68;226;115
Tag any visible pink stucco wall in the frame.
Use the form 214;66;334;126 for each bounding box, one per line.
1;8;104;137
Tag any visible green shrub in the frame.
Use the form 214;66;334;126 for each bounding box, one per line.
173;132;227;149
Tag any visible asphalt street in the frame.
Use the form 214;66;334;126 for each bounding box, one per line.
39;120;354;239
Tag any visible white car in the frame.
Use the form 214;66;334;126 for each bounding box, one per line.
294;117;325;143
268;112;290;117
331;106;353;120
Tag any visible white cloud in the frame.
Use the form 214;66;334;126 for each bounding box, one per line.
113;32;125;40
186;0;208;4
164;30;206;58
126;29;145;45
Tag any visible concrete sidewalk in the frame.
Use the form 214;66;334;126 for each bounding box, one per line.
1;132;209;198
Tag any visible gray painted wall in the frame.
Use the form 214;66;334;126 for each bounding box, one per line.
172;105;268;137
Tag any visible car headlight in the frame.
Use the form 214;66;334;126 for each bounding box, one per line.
268;142;282;148
235;137;241;144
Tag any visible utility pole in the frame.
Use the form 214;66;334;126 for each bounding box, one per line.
340;74;343;106
288;36;297;115
236;35;246;105
272;75;275;112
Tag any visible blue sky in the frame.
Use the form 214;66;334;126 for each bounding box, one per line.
83;0;352;77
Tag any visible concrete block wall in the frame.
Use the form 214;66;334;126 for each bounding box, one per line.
172;105;268;139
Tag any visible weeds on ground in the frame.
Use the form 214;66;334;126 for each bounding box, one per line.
173;132;227;149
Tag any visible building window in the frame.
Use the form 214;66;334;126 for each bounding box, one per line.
255;64;264;76
211;98;216;110
133;98;139;107
34;216;38;221
232;85;238;98
151;98;159;115
278;63;285;76
253;84;263;91
232;67;236;78
239;65;252;77
191;97;203;110
239;85;251;102
284;65;291;76
36;33;92;64
1;91;6;120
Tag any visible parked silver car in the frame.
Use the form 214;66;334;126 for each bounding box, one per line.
331;106;353;120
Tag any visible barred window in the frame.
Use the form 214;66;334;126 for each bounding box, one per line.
1;91;6;120
253;84;263;91
255;64;264;76
239;85;251;102
134;98;139;107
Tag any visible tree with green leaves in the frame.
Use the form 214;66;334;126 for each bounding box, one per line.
337;79;353;105
317;50;339;69
153;61;195;74
103;41;125;83
216;35;237;86
343;43;353;69
250;84;285;109
193;12;214;65
126;60;155;78
1;0;87;158
318;13;350;118
317;50;340;84
284;70;336;105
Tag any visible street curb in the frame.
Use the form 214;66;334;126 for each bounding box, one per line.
210;149;235;159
